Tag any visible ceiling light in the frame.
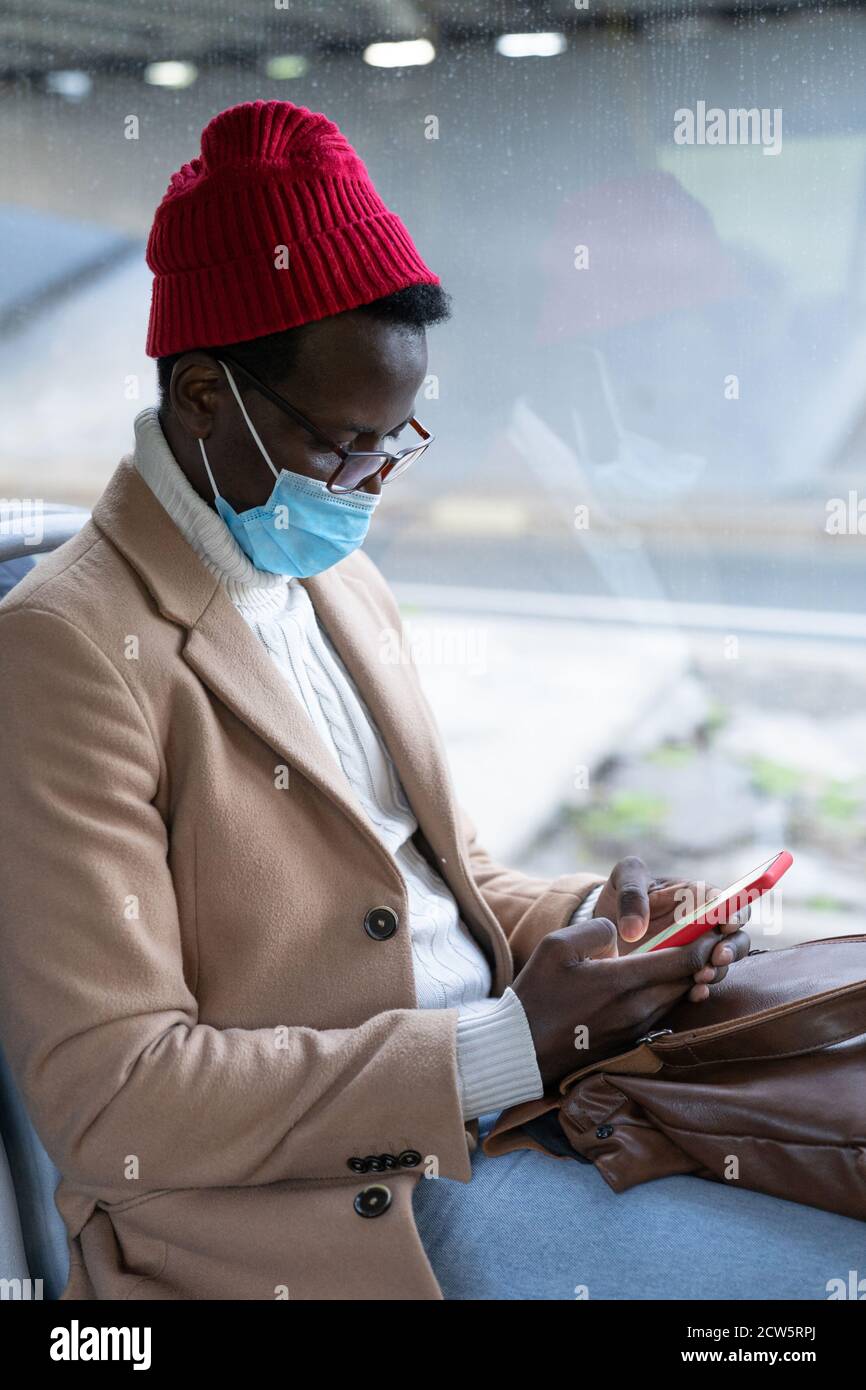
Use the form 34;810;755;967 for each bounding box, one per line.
266;54;309;80
144;61;198;89
363;39;435;68
45;70;92;100
495;33;567;58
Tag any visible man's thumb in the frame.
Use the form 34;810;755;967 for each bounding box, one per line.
562;916;619;961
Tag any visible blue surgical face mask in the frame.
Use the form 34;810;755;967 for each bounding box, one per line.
198;360;380;578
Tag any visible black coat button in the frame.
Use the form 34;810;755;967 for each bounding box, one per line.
347;1156;368;1173
379;1154;398;1170
596;1125;614;1139
398;1149;422;1168
354;1184;392;1218
363;1154;386;1173
364;906;398;940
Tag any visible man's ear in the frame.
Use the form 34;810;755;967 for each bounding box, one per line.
168;353;224;439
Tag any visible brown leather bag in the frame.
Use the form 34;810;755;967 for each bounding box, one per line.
483;936;866;1221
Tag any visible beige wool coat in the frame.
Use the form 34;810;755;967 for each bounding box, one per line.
0;456;601;1301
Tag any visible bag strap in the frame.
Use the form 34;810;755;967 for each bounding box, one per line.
559;1037;665;1092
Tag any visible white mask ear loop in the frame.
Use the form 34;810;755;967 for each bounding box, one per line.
218;359;281;481
198;437;221;501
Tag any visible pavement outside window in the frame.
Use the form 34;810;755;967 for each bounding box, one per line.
397;599;866;951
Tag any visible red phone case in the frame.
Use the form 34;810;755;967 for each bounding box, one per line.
645;850;793;952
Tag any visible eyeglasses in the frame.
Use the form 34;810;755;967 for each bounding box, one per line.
217;354;434;494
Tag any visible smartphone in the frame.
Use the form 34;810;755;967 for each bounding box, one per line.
632;851;793;954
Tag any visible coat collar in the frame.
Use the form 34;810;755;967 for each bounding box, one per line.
91;456;510;986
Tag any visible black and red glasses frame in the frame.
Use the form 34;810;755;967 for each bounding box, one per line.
218;353;434;494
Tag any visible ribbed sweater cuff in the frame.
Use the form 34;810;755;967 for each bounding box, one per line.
455;987;544;1121
570;881;606;924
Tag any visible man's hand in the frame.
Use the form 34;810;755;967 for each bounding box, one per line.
512;915;748;1090
594;857;750;1003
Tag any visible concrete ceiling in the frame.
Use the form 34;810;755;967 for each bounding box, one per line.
0;0;767;77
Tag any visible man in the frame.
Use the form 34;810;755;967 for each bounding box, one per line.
4;99;844;1303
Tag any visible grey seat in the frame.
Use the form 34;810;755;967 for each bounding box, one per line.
0;503;89;566
0;1126;29;1287
0;503;89;1300
0;555;36;599
0;1046;69;1299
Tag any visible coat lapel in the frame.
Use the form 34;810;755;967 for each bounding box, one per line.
182;590;388;856
300;560;460;863
301;561;513;989
91;458;392;864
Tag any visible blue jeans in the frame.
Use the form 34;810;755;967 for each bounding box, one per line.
411;1112;866;1300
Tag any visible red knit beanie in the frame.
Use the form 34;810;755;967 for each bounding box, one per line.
145;99;439;357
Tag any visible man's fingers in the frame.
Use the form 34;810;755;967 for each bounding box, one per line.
612;856;651;941
640;883;683;922
554;916;619;962
709;928;750;968
624;928;721;982
691;929;751;989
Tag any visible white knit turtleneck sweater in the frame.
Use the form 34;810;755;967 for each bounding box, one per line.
132;405;552;1120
